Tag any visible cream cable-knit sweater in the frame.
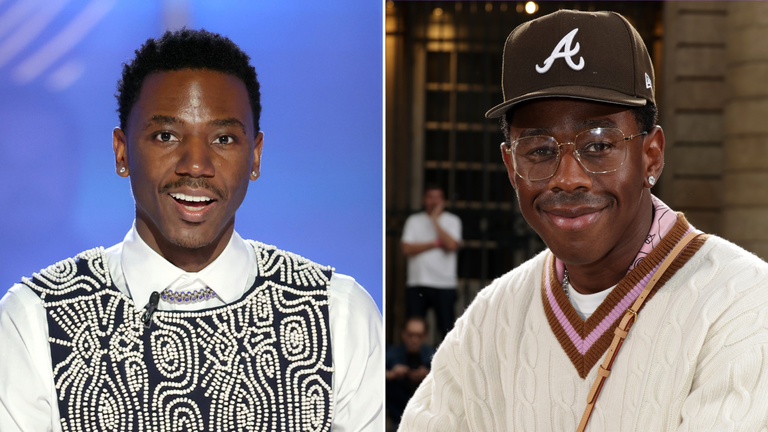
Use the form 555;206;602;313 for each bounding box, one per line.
399;236;768;431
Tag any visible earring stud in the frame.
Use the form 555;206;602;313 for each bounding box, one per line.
119;167;126;174
648;176;656;186
252;171;259;178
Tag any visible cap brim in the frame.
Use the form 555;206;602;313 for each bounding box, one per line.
485;86;647;119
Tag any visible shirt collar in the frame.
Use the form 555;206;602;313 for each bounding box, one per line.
121;223;253;307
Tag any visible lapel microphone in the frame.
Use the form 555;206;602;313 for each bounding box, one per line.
142;291;160;329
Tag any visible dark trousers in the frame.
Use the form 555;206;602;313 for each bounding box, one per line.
386;378;412;425
406;286;457;339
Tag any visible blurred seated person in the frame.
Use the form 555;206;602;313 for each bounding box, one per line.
386;317;435;425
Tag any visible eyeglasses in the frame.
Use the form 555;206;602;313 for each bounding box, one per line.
503;127;647;182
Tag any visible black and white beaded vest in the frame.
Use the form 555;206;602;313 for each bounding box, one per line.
22;241;335;432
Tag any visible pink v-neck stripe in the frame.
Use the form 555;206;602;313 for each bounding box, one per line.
544;255;585;351
546;258;655;354
546;226;694;355
582;262;660;349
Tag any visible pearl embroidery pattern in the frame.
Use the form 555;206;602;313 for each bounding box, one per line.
22;242;335;432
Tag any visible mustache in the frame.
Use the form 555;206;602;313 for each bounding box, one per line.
536;191;612;209
158;177;226;200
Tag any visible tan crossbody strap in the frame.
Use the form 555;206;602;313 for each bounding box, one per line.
576;230;701;432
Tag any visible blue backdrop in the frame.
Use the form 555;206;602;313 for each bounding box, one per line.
0;0;383;311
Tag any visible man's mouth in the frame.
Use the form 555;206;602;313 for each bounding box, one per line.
170;192;215;212
543;208;604;231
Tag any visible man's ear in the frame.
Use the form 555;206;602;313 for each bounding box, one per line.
113;127;129;177
250;131;264;180
500;142;518;190
642;125;665;188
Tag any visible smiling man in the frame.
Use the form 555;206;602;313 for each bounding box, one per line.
400;10;768;432
0;29;382;431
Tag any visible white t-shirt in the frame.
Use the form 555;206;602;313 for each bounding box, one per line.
401;211;462;289
567;284;616;320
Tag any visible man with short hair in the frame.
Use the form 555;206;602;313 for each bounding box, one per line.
385;317;435;425
400;10;768;431
0;29;382;432
401;185;461;339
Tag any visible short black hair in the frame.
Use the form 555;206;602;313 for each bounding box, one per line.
499;101;658;144
116;28;261;132
630;102;658;135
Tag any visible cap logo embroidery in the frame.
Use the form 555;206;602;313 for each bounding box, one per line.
645;72;652;89
536;28;585;74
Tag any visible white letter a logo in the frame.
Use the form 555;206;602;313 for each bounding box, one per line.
535;28;585;74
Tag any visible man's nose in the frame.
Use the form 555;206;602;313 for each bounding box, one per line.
176;136;215;177
546;143;592;192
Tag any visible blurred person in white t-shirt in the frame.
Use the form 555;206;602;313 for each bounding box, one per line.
401;184;462;339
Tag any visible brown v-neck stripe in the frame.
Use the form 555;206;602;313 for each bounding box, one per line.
541;213;709;378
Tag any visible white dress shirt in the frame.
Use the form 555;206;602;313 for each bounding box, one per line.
0;226;383;431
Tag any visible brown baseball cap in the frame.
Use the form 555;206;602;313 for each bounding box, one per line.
485;9;655;119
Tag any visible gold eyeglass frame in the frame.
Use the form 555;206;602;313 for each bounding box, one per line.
503;127;648;182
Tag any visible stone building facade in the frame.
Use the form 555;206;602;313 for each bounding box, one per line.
662;1;768;258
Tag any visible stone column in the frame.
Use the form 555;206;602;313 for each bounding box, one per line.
661;2;726;235
723;2;768;258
